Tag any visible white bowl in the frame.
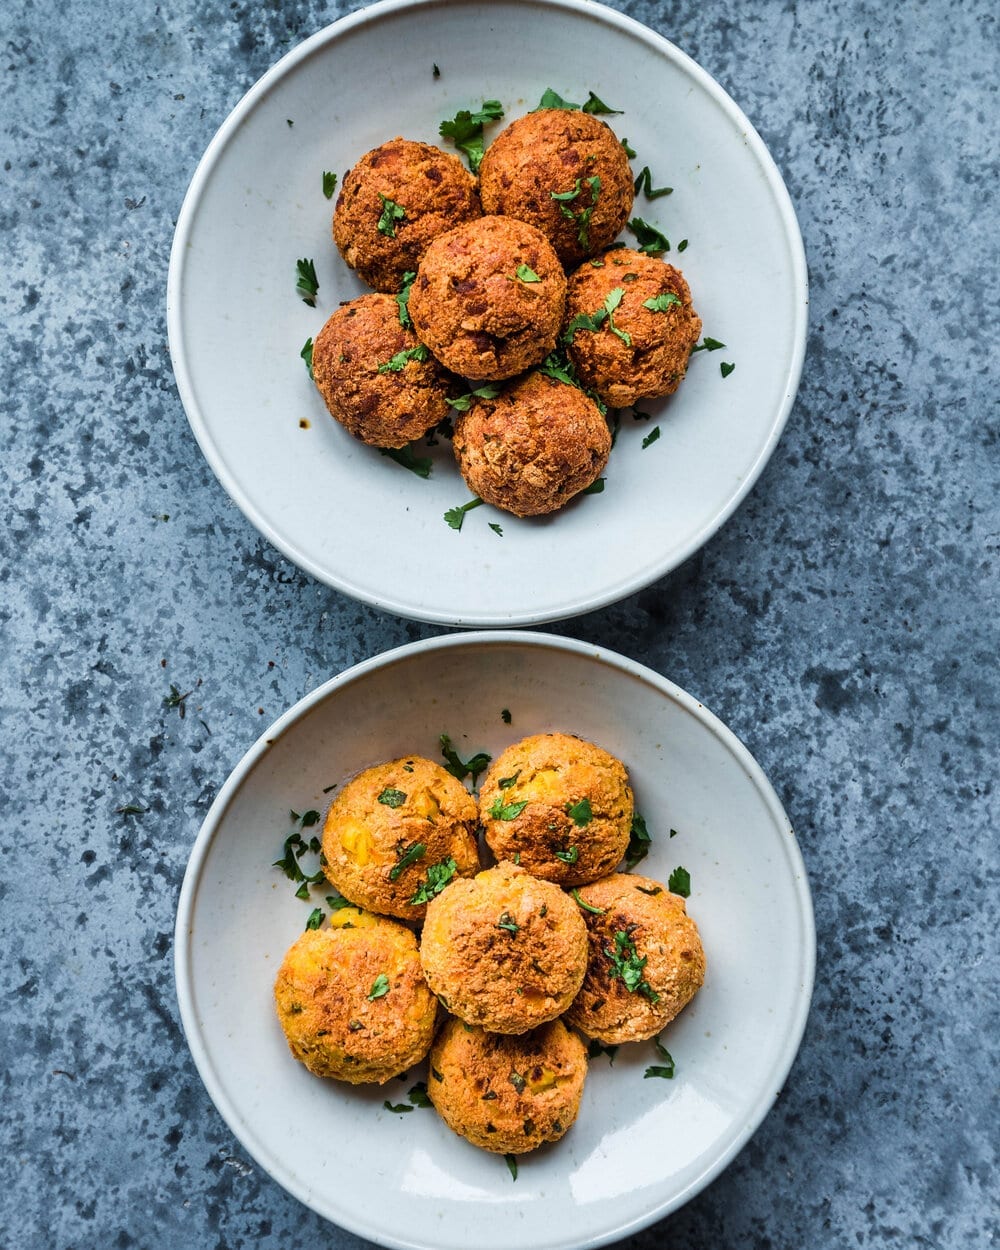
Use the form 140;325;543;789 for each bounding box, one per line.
166;0;807;626
174;632;814;1250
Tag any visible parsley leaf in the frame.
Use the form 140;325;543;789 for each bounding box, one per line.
642;426;661;449
395;271;416;328
489;797;528;821
678;238;689;252
439;733;491;783
488;522;503;536
376;343;430;373
501;708;512;724
720;361;736;378
566;797;593;826
377;787;407;808
690;336;727;353
368;974;390;1001
409;856;458;905
644;1064;676;1080
551;175;600;248
588;1039;619;1063
376;194;406;237
498;771;520;790
627;217;670;254
379;444;433;478
582;91;622;115
497;911;519;934
439;100;504;172
621;137;637;158
305;907;324;930
388;842;426;881
533;87;580;111
571;888;605;915
443;497;484;530
642;292;682;313
383;1100;413;1113
300;810;321;827
538;349;579;387
505;1154;518;1181
295;257;318;306
580;478;606;495
605;930;659;1002
668;866;691;897
300;336;314;378
449;385;501;412
554;845;579;864
326;893;353;911
408;1082;432;1108
322;170;338;199
563;287;629;345
515;263;541;283
633;166;673;199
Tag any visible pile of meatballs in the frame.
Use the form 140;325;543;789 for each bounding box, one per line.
274;733;706;1157
311;108;702;516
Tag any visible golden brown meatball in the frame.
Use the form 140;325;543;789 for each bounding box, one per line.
274;911;437;1084
563;248;702;407
420;862;587;1033
479;733;633;884
479;109;634;267
311;294;457;447
333;138;481;292
408;216;566;381
565;872;706;1044
428;1018;587;1153
321;756;479;920
452;371;610;516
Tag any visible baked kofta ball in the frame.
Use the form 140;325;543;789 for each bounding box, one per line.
479;109;634;268
420;862;588;1033
452;371;610;516
478;733;633;885
274;911;437;1084
429;1018;587;1154
408;215;566;381
565;872;706;1044
321;755;479;920
311;294;457;447
333;138;481;292
563;247;702;407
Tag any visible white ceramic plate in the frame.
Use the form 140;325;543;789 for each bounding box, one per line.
167;0;807;627
175;632;814;1250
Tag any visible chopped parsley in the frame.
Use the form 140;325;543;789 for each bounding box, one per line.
551;175;601;249
678;238;689;252
571;888;605;915
668;865;691;897
605;930;659;1002
376;194;406;237
563;286;630;345
408;1082;432;1107
588;1039;619;1063
488;522;503;536
580;477;606;495
627;217;670;255
644;1036;676;1079
439;732;491;783
554;845;579;864
163;683;192;717
443;497;484;530
582;91;622;115
620;137;637;158
625;813;652;869
367;974;390;1001
720;361;736;378
299;810;321;827
489;797;528;821
505;1154;518;1182
633;166;673;199
691;336;727;353
376;343;430;373
498;771;520;790
300;336;314;378
305;907;324;930
409;856;458;905
383;1100;413;1113
388;842;426;881
497;911;519;934
533;87;580;110
515;263;541;283
379;444;432;478
273;830;325;888
295;257;319;306
501;708;512;724
322;170;338;199
642;426;661;449
450;384;501;412
377;787;407;808
565;797;593;826
538;349;578;387
395;270;416;328
642;292;682;313
439;99;504;172
326;893;353;911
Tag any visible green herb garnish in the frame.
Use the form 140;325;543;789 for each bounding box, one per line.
644;1036;675;1078
163;683;192;717
300;336;314;378
720;361;736;378
551;175;601;249
625;812;651;869
633;166;673;199
377;343;430;373
488;522;503;536
377;788;407;808
395;270;416;328
295;257;318;306
642;292;682;313
668;865;691;897
554;845;579;864
621;137;637;158
565;797;593;826
533;87;580;111
305;908;324;930
443;497;484;530
582;91;622;115
505;1154;518;1181
376;194;406;237
489;797;528;821
635;884;662;896
563;286;630;345
627;217;670;254
501;708;512;724
605;930;659;1001
408;1082;432;1107
588;1039;619;1063
515;263;541;283
571;888;605;915
388;842;426;881
300;810;321;827
678;238;688;252
497;911;519;934
690;337;726;353
642;426;661;449
379;444;433;478
450;385;501;412
409;856;458;905
439;733;491;783
326;893;354;911
580;478;606;495
439;99;504;172
368;974;390;1001
322;171;338;199
498;771;520;790
383;1100;413;1113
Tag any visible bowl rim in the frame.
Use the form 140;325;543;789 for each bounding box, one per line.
165;0;809;628
174;628;816;1248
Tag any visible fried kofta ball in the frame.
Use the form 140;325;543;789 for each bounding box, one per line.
274;911;437;1084
333;138;481;292
478;109;634;268
311;294;456;447
321;755;479;920
429;1018;587;1154
420;862;588;1033
565;872;706;1044
563;248;702;407
408;216;566;381
452;371;610;516
479;733;633;885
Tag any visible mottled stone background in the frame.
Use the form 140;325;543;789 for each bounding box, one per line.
2;0;997;1246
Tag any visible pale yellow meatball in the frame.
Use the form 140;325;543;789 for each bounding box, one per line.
274;912;437;1084
428;1018;587;1153
321;756;479;920
565;872;706;1044
478;733;633;885
420;862;588;1033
